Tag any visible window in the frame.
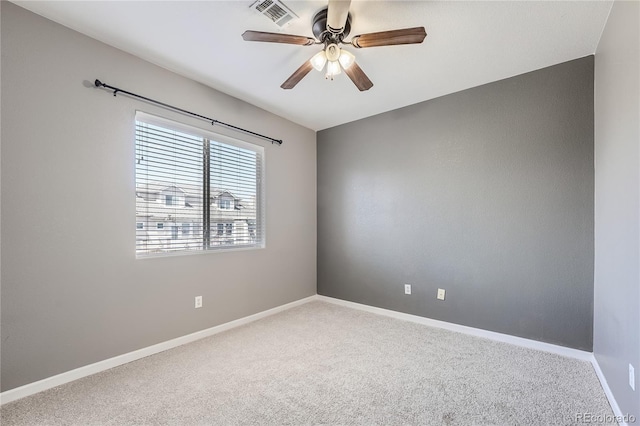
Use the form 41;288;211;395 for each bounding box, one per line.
248;221;256;240
219;199;232;210
135;112;264;256
136;222;144;229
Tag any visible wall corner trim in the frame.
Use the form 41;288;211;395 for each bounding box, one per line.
590;355;631;426
0;295;316;405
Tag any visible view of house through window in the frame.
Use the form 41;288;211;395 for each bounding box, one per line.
135;112;264;256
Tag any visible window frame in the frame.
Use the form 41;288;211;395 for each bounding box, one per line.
135;111;266;258
219;198;233;210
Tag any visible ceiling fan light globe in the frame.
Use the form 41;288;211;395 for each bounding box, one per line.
326;60;342;77
310;50;328;72
338;50;356;70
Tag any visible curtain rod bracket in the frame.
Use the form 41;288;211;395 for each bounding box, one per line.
93;78;283;145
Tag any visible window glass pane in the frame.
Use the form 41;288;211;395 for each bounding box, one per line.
210;141;261;247
136;120;204;255
135;112;264;257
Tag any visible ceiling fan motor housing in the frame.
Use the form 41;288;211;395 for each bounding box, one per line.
312;8;351;43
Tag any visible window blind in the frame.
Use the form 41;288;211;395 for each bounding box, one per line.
135;112;264;257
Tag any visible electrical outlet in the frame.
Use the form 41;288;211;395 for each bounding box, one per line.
404;284;411;295
195;296;203;309
437;288;446;300
630;364;635;391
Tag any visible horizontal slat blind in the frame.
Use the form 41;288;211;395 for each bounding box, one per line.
210;141;263;247
135;113;264;257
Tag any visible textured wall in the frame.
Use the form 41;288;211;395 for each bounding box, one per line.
594;0;640;419
1;2;316;392
318;57;594;350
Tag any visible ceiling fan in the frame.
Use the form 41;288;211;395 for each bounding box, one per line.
242;0;427;91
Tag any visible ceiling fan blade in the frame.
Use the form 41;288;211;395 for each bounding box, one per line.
351;27;427;48
281;60;314;90
327;0;351;34
343;62;373;91
242;30;315;46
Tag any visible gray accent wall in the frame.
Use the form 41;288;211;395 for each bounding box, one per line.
318;56;595;350
594;0;640;419
1;2;316;392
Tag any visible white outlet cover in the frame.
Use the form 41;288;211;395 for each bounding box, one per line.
630;364;635;391
404;284;411;295
437;288;446;300
195;296;203;308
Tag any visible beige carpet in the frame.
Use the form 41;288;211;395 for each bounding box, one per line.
1;301;614;425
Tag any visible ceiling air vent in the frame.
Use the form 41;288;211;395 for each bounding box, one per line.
251;0;298;27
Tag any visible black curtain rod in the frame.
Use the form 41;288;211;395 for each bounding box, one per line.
94;79;283;145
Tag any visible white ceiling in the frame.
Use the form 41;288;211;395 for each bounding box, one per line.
14;1;612;131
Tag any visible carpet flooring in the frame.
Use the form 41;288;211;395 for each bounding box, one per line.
1;301;614;425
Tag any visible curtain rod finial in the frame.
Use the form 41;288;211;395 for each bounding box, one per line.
94;79;103;88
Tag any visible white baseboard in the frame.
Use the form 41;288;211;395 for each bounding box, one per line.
314;295;593;361
3;292;625;423
0;295;316;405
591;355;631;426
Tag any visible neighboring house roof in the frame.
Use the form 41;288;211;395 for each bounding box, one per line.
136;181;257;221
137;181;246;203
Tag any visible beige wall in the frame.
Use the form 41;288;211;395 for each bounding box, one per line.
0;2;316;391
